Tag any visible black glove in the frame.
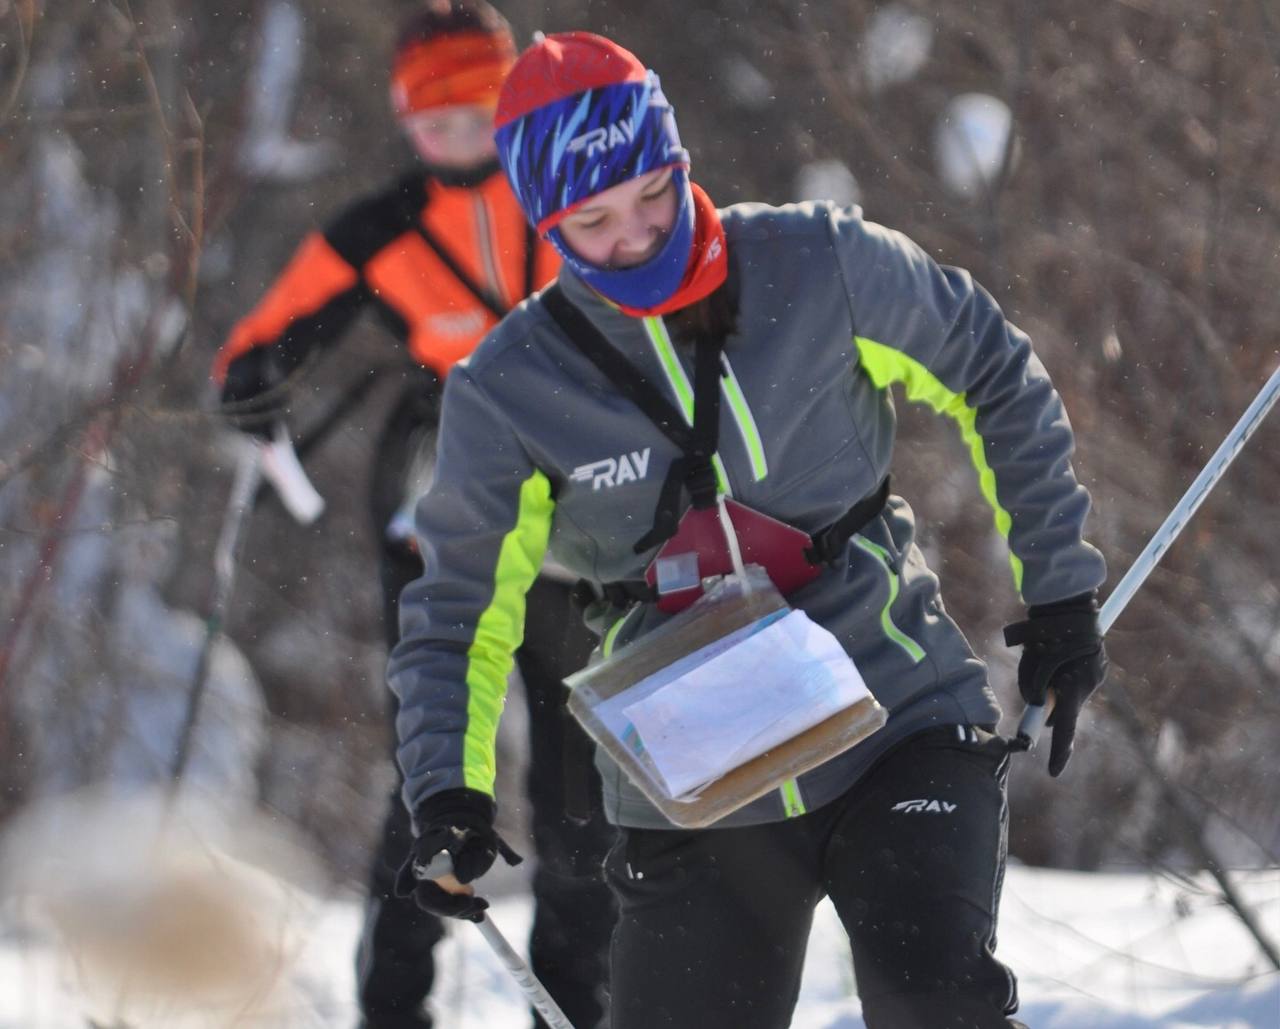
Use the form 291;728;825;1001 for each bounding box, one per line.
1004;592;1108;777
393;788;523;922
218;348;284;439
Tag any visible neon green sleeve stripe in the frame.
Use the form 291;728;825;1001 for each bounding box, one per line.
463;470;554;794
854;336;1023;593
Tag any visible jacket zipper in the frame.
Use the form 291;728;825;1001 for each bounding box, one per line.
472;194;507;303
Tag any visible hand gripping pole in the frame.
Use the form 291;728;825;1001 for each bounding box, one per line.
1017;360;1280;747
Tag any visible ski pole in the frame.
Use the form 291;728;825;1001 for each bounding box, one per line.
420;853;575;1029
170;425;324;782
473;913;575;1029
1017;359;1280;747
169;435;262;782
259;421;325;523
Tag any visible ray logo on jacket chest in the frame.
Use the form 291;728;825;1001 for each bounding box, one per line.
571;447;651;490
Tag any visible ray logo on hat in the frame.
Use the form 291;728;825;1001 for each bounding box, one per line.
495;32;710;312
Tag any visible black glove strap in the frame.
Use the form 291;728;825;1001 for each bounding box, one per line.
411;788;523;877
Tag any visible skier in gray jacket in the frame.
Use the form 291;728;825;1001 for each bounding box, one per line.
390;30;1108;1029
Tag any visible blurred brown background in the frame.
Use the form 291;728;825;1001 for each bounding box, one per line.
2;0;1278;889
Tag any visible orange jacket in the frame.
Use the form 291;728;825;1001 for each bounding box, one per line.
212;167;560;385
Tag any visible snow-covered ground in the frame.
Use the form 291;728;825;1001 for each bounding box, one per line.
2;861;1276;1028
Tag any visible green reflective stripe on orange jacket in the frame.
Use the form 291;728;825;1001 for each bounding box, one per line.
781;779;806;817
853;537;927;663
854;336;1023;595
463;470;554;794
642;316;731;494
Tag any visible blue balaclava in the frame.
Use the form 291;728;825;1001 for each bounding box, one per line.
494;32;695;310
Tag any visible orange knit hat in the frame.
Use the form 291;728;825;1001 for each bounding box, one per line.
390;0;516;116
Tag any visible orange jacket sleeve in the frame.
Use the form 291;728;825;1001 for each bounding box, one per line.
211;231;361;386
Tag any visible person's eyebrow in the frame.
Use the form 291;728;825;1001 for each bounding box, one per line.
567;171;673;219
640;172;673;195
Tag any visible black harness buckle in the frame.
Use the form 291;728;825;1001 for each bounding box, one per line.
803;476;891;566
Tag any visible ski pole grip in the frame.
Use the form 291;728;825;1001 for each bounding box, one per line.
416;850;456;881
1016;694;1055;748
259;423;325;524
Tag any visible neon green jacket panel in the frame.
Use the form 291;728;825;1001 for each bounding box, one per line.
388;364;552;812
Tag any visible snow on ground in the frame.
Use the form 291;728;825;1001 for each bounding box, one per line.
2;862;1277;1028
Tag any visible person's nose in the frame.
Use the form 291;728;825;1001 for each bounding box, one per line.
615;204;659;260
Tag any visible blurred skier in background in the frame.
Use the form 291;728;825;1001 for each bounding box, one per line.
211;5;614;1027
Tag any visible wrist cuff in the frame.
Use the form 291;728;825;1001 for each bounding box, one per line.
1027;590;1098;619
413;788;495;833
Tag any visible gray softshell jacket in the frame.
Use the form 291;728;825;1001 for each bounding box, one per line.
388;200;1107;830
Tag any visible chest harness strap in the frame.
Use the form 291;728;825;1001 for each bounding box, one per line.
542;284;725;554
414;220;540;321
542;285;890;607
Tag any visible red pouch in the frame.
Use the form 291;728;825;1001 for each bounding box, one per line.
644;500;821;613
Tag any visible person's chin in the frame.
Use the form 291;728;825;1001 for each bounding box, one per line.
424;151;495;170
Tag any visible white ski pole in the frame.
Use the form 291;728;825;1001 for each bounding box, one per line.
170;436;262;782
259;421;326;523
473;914;575;1029
171;427;324;782
1017;360;1280;747
420;853;576;1029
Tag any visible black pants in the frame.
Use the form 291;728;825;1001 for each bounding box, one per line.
607;726;1020;1029
357;529;615;1026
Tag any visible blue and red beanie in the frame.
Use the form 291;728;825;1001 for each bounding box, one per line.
494;32;696;310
